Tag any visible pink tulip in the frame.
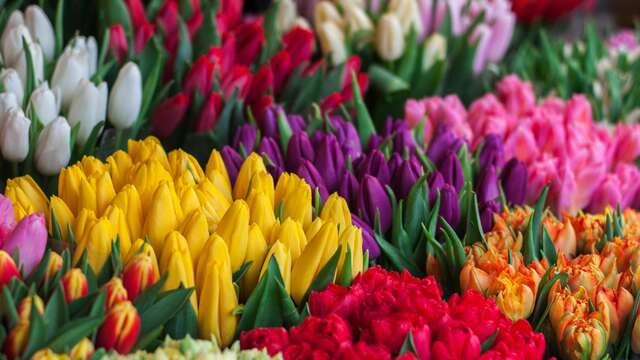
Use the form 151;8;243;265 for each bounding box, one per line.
0;195;15;248
526;155;560;206
504;124;540;164
485;5;515;63
588;174;623;213
467;94;509;148
2;213;47;276
614;163;640;208
496;75;536;117
405;99;425;129
611;124;640;166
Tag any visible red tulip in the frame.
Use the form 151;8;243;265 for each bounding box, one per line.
431;321;481;360
103;277;128;310
155;1;179;35
124;0;148;29
219;0;243;30
60;269;89;303
133;22;154;53
151;92;190;139
247;65;274;108
109;24;128;62
270;51;291;96
0;250;19;287
233;18;265;66
283;26;314;70
251;95;273;123
511;0;590;24
195;92;223;133
320;92;343;113
122;254;157;301
96;301;141;354
183;55;216;97
221;65;253;100
208;34;235;75
3;321;29;360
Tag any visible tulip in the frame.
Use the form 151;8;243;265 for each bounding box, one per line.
78;218;116;274
233;124;258;155
337;225;364;279
0;69;24;106
205;149;233;201
195;92;223;134
351;215;379;259
42;251;62;285
459;262;492;293
0;250;20;286
343;2;373;36
14;38;45;87
127;136;170;168
286;132;315;171
357;175;392;233
392;159;422;200
438;151;464;193
2;213;47;276
248;191;276;239
96;301;141;354
196;179;232;231
197;255;238;348
432;322;480;359
169;149;205;185
233;154;267;200
110;185;143;241
275;173;313;228
103;277;129;310
560;315;608;360
478;134;505;170
271;218;308;261
68;79;107;145
479;200;500;232
183;56;216;97
597;287;634;344
179;209;209;265
66;36;97;76
297;160;329;201
291;221;339;304
103;206;132;258
195;234;230;291
320;193;352;236
501;158;527;206
318;21;347;65
277;0;297;33
108;62;142;129
35;116;71;176
260;240;292;292
439;184;461;228
3;320;29;359
476;166;500;205
494;272;537;321
106;150;133;192
69;338;94;360
151;93;191;139
357;150;390;186
422;33;447;70
338;171;360;210
109;24;128;62
215;200;250;272
241;224;269;296
0;92;18;127
375;13;404;62
24;5;54;61
2;24;32;66
4;175;48;220
0;195;15;245
1;108;30;162
122;253;156;301
16;295;44;322
60;268;89;303
144;181;183;252
315;134;345;193
160;231;197;311
258;137;285;172
130;161;173;211
51;46;90;109
27;82;60;126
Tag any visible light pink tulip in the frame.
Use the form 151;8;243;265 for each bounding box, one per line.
467;94;510;148
2;213;47;276
504;124;540;164
614;163;640;208
611;124;640;166
496;75;536;117
526;155;560;206
0;195;15;248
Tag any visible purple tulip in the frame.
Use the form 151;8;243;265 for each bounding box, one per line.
392;159;423;199
0;195;15;246
2;213;47;275
426;124;461;165
329;116;362;159
479;199;501;232
316;133;345;192
438;151;464;193
258;136;284;169
367;134;384;152
388;153;403;177
476;165;500;204
357;150;390;185
286;132;315;170
352;215;381;259
261;107;279;139
297;160;329;201
439;184;461;228
428;170;445;205
478;134;504;170
221;146;244;184
233;124;257;153
394;128;416;154
339;171;360;210
288;114;306;133
357;175;392;233
501;158;527;206
267;164;283;180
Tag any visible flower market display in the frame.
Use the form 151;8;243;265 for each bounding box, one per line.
2;0;640;359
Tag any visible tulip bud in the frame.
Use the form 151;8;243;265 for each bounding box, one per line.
0;69;24;106
215;200;250;272
179;209;209;265
144;181;183;252
160;231;197;311
0;92;18;127
248;191;276;239
337;225;364;279
343;2;373;36
103;277;128;310
439;184;461;228
357;175;392;233
109;24;128;62
376;13;404;61
24;6;54;61
388;0;423;35
35;116;71;176
351;215;380;259
297;160;329;202
69;338;94;360
60;269;89;303
286;131;315;171
42;251;62;285
391;159;422;200
51;47;90;109
220;146;243;184
271;218;308;260
338;171;360;210
315;134;345;193
438;150;464;193
314;1;343;30
196;179;231;232
597;287;634;344
2;24;32;66
5;175;49;221
501;159;527;206
476;166;500;205
96;301;141;354
422;33;446;70
233;153;268;200
108;62;142;130
260;240;292;292
205;149;233;201
27;82;60;126
66;36;97;76
258;137;284;171
357;150;390;186
67;79;107;145
478;134;505;170
3;320;30;359
560;315;608;360
291;221;339;304
318;21;347;65
277;0;297;33
241;224;269;296
1;108;30;162
3;213;47;276
278;174;313;229
320;193;352;236
479;200;500;232
122;253;156;301
16;295;44;322
197;257;238;348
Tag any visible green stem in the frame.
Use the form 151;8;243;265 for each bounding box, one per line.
115;128;124;150
11;162;18;178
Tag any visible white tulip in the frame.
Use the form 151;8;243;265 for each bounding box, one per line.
14;41;45;87
0;108;30;162
314;1;344;30
35;116;71;175
67;79;106;145
27;82;60;126
66;36;98;76
108;62;142;129
376;13;405;62
0;92;18;130
0;11;24;54
0;68;24;106
318;21;347;65
51;46;90;110
277;0;297;34
388;0;423;35
1;24;32;67
422;33;446;71
343;3;373;36
96;81;108;123
25;5;55;61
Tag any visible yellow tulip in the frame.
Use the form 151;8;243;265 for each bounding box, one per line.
5;175;48;220
271;218;307;260
196;179;231;232
77;177;97;215
337;225;363;279
260;241;292;293
196;234;231;291
160;231;197;311
305;217;325;243
233;153;267;200
111;185;143;241
78;156;107;178
72;209;98;264
179;209;210;265
91;171;116;216
245;170;274;206
493;270;538;321
106;150;134;191
127;137;170;170
130;160;174;210
103;206;132;259
197;260;238;348
144;181;183;253
49;196;74;243
125;239;160;280
205;149;232;201
215;200;250;272
178;186;202;220
320;193;351;235
248;191;276;239
58;165;87;214
81;218;116;274
278;176;312;228
290;221;339;303
241;224;269;297
274;173;299;207
168;149;205;184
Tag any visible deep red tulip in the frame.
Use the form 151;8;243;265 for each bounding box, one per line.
270;51;292;96
195;92;223;133
133;22;154;53
109;24;128;62
124;0;148;29
221;65;253;100
233;18;265;66
151;93;190;139
282;26;314;69
247;65;274;108
155;1;179;35
183;55;216;97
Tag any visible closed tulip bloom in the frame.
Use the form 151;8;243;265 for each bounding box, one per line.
0;92;18;128
392;159;422;200
316;134;345;192
3;213;47;276
125;239;160;280
242;224;269;296
2;24;32;66
65;36;97;76
422;33;447;70
233;153;267;200
67;79;107;145
130;160;173;210
318;21;347;65
24;6;54;61
494;272;537;321
597;287;633;344
16;295;44;322
281;179;313;229
122;253;156;301
4;175;48;220
60;268;89;303
14;36;44;87
197;258;238;348
432;322;481;359
259;137;285;176
81;218;116;274
127;137;170;168
357;150;390;186
196;179;232;232
3;320;29;359
144;181;183;252
338;172;360;210
478;134;505;170
271;218;308;260
291;221;339;303
96;301;141;354
108;62;142;129
476;165;500;205
28;82;60;126
233;124;258;154
376;13;404;61
215;200;250;272
196;234;231;291
246;171;275;206
168;150;205;184
0;250;20;286
439;184;461;228
320;193;352;236
71;209;97;260
93;172;117;216
0;69;24;106
248;191;276;239
220;146;243;184
103;206;132;258
35;117;70;176
501;158;527;206
160;231;197;311
103;277;128;310
337;225;364;279
179;209;209;265
69;338;94;360
42;251;62;285
357;175;392;233
111;185;143;241
260;240;292;292
205;149;233;201
1;108;30;162
286;131;315;171
106;151;133;191
51;47;90;109
479;199;500;232
343;2;373;36
151;93;190;139
297;160;329;201
314;1;344;29
438;150;464;193
459;262;492;293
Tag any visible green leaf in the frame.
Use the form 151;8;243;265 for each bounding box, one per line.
258;0;280;65
46;316;105;353
133;325;164;352
524;185;549;265
541;226;557;266
21;36;36;109
23;296;47;358
194;2;220;55
1;286;19;329
399;331;417;356
299;245;343;306
277;108;293;153
481;330;499;353
374;231;424;277
404;175;428;246
164;302;197;340
530;270;568;331
463;192;485;246
54;0;64;58
133;274;168;314
440;218;466;281
351;71;376;148
43;287;68;340
368;65;409;94
337;245;353;287
139;287;194;334
397;27;418;82
174;17;193;84
232;261;253;284
98;0;132;36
